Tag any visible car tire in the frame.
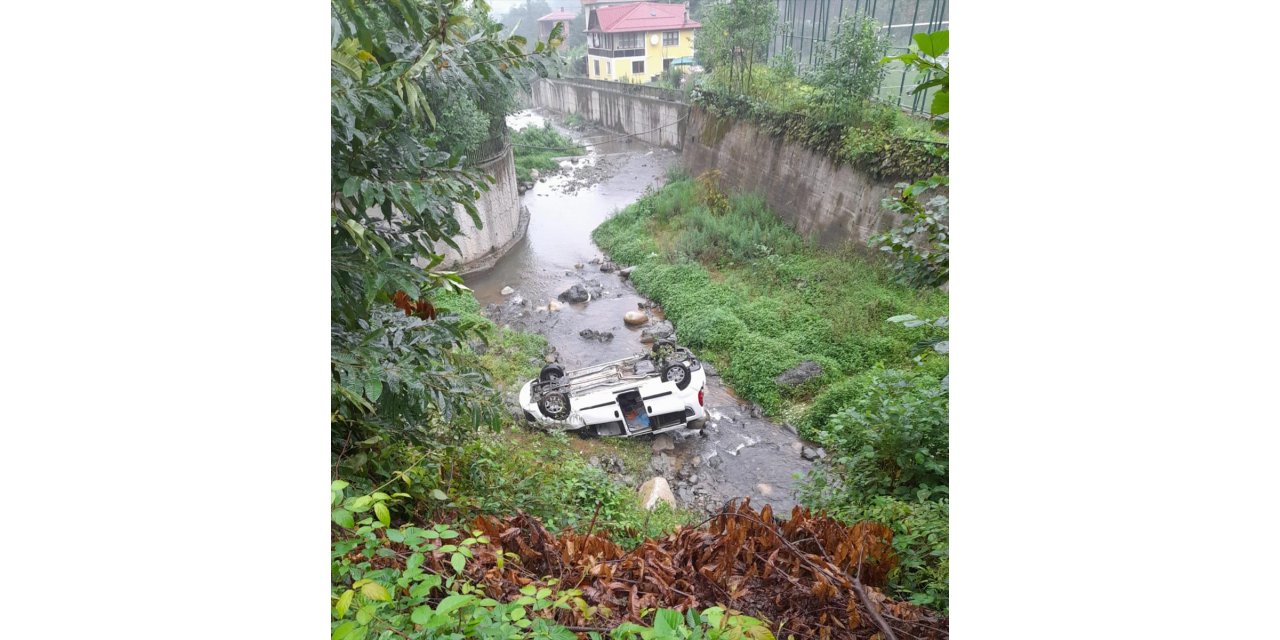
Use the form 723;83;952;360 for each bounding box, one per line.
538;392;572;420
687;417;707;430
661;362;692;390
539;363;565;383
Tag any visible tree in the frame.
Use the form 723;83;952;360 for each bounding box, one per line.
808;14;890;123
696;0;777;94
330;0;563;450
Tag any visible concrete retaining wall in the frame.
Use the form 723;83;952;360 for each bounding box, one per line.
436;145;527;272
682;107;908;250
531;78;685;149
532;78;932;250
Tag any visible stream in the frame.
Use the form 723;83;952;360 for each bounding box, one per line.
464;109;816;516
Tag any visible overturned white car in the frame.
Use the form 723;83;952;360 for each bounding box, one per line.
519;340;708;437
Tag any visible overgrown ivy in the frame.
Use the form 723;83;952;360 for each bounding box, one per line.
690;88;947;181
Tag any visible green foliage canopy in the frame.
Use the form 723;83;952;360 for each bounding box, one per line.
330;0;564;448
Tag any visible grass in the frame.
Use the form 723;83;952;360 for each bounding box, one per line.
511;122;585;182
592;174;948;427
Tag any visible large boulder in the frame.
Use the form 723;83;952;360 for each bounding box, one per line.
624;310;649;326
637;477;676;510
775;360;824;388
640;320;675;343
558;284;590;303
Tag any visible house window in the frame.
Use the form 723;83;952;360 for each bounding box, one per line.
663;31;679;46
632;60;644;74
616;32;642;49
663;58;672;71
606;61;611;76
593;59;600;76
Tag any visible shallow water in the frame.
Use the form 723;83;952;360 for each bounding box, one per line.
465;109;815;515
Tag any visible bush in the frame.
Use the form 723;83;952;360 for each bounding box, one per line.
675;307;748;351
809;366;948;502
722;333;802;414
510;122;584;182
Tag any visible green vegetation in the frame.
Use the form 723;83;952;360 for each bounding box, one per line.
511;122;585;182
871;175;951;288
592;174;948;417
884;31;951;132
592;172;949;610
692;8;949;180
332;479;763;640
695;0;776;93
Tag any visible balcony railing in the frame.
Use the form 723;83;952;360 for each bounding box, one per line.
587;47;645;58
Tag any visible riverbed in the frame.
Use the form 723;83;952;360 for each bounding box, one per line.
464;109;816;516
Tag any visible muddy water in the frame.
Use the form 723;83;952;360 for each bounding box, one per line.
466;110;815;516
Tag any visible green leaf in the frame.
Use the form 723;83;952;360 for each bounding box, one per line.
411;605;434;625
450;552;466;574
435;593;476;617
332;509;355;530
332;621;357;640
360;582;391;601
654;608;681;634
913;31;948;58
374;502;390;527
335;589;354;618
431;489;449;501
331;480;350;492
364;376;383;402
930;90;949;117
356;604;375;625
406;552;424;572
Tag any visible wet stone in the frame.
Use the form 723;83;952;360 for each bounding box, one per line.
559;284;590;303
500;286;515;295
651;434;675;454
775;360;824;388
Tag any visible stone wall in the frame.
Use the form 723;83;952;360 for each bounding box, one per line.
532;78;932;250
530;78;685;149
682;108;909;250
436;145;528;273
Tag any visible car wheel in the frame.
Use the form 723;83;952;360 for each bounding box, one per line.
539;363;565;383
687;417;707;430
538;392;572;420
661;362;691;390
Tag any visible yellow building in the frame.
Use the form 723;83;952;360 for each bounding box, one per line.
584;1;700;83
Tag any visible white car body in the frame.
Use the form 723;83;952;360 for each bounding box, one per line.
518;345;708;437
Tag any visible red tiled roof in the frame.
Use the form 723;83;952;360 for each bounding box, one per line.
593;2;700;33
538;9;577;21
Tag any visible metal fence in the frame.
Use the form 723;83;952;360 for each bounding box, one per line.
767;0;949;114
548;76;685;104
464;134;511;167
